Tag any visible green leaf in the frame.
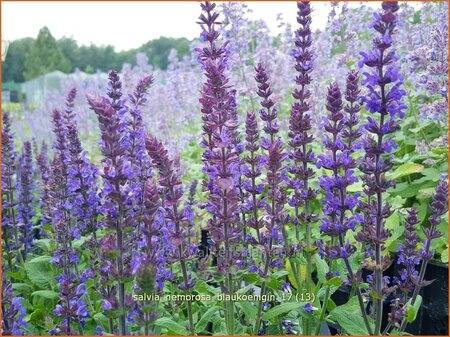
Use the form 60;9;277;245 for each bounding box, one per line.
385;213;402;250
317;285;340;300
154;317;188;335
347;181;364;193
418;187;436;199
387;163;424;180
441;248;449;263
25;256;55;289
406;295;422;323
422;168;441;182
330;296;360;314
325;276;342;287
266;273;284;291
315;254;329;284
236;300;257;322
195;306;221;333
28;308;45;326
12;283;33;293
243;273;258;284
262;302;303;320
31;290;59;299
93;312;109;324
194;279;216;295
326;298;337;313
329;299;374;336
73;236;88;249
34;239;51;251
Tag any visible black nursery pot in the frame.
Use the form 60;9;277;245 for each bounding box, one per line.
330;260;448;336
409;260;448;336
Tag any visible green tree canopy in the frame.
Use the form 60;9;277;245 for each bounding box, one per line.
2;27;192;83
23;27;71;81
2;38;34;83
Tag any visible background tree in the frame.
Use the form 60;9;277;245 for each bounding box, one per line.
2;38;34;83
3;27;192;82
23;27;72;81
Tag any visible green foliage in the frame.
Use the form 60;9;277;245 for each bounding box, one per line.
328;297;374;335
4;27;192;82
405;296;422;323
139;36;191;70
262;302;305;321
2;37;34;82
24;255;56;289
24;27;72;81
153;317;189;335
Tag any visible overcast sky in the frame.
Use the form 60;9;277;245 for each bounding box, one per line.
3;2;385;51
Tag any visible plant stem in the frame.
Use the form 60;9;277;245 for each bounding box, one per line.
339;235;374;335
399;226;435;333
304;143;313;336
314;285;330;336
116;224;127;335
178;245;194;335
254;282;267;335
373;47;387;336
109;318;114;334
254;253;272;336
382;322;393;335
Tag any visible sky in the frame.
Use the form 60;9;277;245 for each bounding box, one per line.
2;1;383;51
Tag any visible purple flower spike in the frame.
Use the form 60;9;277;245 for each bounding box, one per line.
2;270;28;335
17;141;35;255
36;141;52;228
357;2;406;334
242;111;264;241
197;1;242;274
287;1;317;238
398;181;448;332
145;134;195;333
88;71;135;335
396;209;420;293
317;79;362;265
2;111;22;268
63;87;77;125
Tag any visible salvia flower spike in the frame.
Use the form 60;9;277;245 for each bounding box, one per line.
357;2;407;334
145;134;195;334
287;3;317;334
2;111;22;267
88;71;132;335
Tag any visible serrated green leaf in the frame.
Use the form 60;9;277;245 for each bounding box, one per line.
329;297;374;335
385;213;402;250
418;187;436;199
387;163;424;180
195;306;221;333
28;308;45;326
347;181;364;193
25;256;54;289
154;317;188;335
329;308;373;335
325;276;342;287
243;273;258;284
262;302;303;320
34;239;51;251
93;312;109;323
236;300;257;321
12;283;33;293
315;254;329;284
31;290;59;299
317;285;340;300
